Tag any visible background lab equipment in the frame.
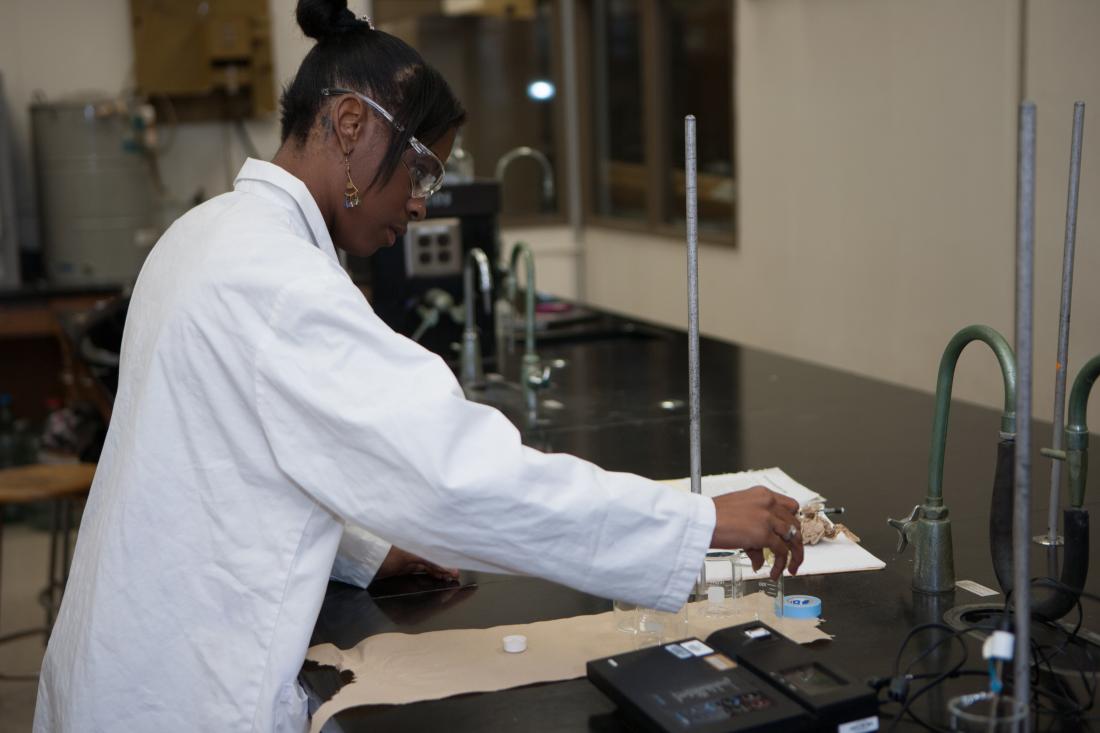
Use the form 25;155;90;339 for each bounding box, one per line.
31;97;160;286
891;103;1095;631
587;622;877;732
352;179;502;363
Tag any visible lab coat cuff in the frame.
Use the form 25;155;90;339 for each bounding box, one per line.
330;525;392;589
652;494;715;611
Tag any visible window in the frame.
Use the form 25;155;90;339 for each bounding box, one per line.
590;0;645;221
664;0;734;233
375;1;736;239
376;1;563;223
585;0;736;242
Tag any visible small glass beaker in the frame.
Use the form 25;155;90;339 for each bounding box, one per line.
635;605;689;649
947;692;1026;732
701;551;746;616
613;599;638;633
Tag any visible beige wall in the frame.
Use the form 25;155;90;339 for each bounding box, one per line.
564;0;1100;429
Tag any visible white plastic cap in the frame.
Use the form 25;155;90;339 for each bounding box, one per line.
982;630;1014;661
503;634;527;653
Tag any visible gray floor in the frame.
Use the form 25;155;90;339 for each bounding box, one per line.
0;525;51;733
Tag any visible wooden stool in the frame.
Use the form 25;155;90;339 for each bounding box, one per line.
0;463;95;651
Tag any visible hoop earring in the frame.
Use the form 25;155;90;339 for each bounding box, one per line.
343;155;361;209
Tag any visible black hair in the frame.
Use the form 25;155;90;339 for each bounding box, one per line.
280;0;467;191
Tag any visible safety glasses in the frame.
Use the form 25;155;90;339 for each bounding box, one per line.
321;87;445;199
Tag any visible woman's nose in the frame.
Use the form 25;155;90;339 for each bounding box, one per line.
407;197;427;221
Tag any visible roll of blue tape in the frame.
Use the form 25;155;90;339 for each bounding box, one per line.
782;595;822;619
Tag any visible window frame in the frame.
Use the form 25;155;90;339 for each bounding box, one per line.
577;0;739;247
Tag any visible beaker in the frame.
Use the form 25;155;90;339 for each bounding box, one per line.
701;551;746;616
635;605;689;648
612;599;637;633
947;692;1026;732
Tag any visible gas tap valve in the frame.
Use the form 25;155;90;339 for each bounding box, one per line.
887;505;922;553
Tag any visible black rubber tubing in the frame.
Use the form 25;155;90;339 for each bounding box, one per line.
990;438;1089;620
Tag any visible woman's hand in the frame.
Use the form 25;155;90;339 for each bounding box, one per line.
711;487;804;580
375;546;460;582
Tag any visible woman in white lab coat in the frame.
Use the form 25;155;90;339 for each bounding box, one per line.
34;2;803;731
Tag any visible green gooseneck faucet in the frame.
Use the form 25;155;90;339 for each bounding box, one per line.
460;248;493;392
507;242;552;423
508;242;539;374
890;325;1017;593
1065;353;1100;508
995;353;1098;619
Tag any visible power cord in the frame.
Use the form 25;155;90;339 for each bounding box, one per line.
877;576;1100;730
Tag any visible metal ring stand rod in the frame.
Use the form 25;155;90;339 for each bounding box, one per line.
686;115;701;498
1013;101;1037;719
1038;101;1086;548
685;115;706;599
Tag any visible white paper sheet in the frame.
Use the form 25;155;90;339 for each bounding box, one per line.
662;468;885;578
662;467;825;507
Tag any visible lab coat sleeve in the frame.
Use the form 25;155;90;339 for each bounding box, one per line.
330;524;391;588
253;272;715;611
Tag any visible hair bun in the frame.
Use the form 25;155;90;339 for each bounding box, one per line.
296;0;363;41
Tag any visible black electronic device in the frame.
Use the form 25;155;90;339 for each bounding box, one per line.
351;180;501;364
708;623;879;731
587;622;879;733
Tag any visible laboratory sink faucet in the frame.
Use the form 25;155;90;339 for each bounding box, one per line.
889;325;1017;594
506;242;557;425
494;147;555;210
507;242;540;376
1024;352;1100;616
1061;354;1100;513
461;248;493;392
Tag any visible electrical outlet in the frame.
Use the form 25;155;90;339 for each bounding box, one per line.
404;218;462;278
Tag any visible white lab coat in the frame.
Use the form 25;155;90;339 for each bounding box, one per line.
34;159;715;732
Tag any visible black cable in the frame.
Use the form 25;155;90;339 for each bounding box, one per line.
885;625;971;732
894;645;968;730
877;575;1100;730
1008;590;1097;725
877;670;989;732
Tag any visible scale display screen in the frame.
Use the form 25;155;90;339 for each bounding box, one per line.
776;663;846;696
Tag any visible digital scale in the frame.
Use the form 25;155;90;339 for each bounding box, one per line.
587;622;879;733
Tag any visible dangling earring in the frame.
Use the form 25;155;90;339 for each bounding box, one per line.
343;154;360;209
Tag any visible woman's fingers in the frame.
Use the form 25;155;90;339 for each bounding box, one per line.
710;486;805;577
765;531;790;580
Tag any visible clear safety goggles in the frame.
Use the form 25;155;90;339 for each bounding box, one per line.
321;87;445;199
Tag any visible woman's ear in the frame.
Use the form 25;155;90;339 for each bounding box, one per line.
332;96;365;154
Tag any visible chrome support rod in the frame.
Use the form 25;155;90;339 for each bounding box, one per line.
686;116;701;497
560;0;587;301
1013;101;1036;717
1040;101;1085;546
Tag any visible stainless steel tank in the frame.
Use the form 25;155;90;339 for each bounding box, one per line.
31;98;159;286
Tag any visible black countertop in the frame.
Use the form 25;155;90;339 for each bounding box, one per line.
0;282;123;303
304;315;1100;732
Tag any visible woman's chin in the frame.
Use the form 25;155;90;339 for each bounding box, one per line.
337;237;385;259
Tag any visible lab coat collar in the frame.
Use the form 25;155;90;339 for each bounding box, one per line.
234;158;339;263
